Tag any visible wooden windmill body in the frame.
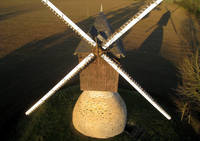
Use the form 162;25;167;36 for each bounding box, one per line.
73;11;127;138
26;0;171;139
75;12;125;92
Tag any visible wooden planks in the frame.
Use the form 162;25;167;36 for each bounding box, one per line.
78;54;119;92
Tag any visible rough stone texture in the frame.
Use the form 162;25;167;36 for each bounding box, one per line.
72;91;127;139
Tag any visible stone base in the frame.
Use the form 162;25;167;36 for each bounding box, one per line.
72;91;127;139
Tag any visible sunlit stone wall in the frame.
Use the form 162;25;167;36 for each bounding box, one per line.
72;91;127;139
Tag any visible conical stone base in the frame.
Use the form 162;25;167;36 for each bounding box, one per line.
72;91;127;139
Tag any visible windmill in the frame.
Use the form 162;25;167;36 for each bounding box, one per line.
25;0;171;139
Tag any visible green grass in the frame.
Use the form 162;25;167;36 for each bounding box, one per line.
10;85;199;141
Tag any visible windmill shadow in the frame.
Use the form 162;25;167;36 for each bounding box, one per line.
139;11;171;54
119;11;178;110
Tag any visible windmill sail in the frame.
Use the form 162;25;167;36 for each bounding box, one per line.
25;53;95;115
102;0;163;49
101;54;171;120
41;0;97;47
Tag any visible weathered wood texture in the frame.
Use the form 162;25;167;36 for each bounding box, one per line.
78;54;119;92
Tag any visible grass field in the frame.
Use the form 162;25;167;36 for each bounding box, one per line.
10;86;199;141
0;0;200;140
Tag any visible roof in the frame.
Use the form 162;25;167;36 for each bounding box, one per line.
74;12;126;58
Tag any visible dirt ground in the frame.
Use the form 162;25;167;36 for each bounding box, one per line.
0;0;134;58
0;0;200;140
123;2;200;64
